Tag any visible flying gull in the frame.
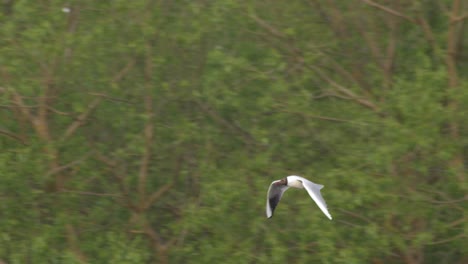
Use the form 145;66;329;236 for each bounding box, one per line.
266;175;332;220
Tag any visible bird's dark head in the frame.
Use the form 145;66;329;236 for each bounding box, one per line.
274;178;288;186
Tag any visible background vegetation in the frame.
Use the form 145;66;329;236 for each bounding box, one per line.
1;0;467;263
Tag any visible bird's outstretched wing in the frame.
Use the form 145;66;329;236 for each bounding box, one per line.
300;177;333;220
266;181;290;218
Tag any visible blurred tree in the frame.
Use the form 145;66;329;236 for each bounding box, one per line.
0;0;466;263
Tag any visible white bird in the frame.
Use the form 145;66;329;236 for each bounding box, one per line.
266;175;332;220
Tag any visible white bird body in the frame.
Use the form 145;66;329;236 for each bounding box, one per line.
266;175;332;220
285;175;305;189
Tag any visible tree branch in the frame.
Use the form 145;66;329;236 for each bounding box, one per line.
62;97;102;141
427;195;468;204
87;92;134;104
338;208;373;223
451;13;468;24
277;108;370;125
416;16;437;51
194;99;261;147
0;128;26;144
446;0;464;181
10;90;34;122
112;58;136;83
60;189;121;197
46;105;71;116
248;13;287;39
360;0;417;24
428;233;466;245
307;65;379;112
138;42;155;200
45;152;92;177
65;224;88;264
142;183;173;210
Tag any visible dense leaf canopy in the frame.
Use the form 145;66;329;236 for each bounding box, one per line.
0;1;467;263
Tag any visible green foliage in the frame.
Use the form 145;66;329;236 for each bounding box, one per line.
0;0;466;263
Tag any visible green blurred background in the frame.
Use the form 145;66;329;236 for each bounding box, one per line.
0;0;467;263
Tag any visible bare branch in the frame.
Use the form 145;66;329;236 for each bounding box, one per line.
0;104;39;109
307;65;379;112
138;43;155;200
62;97;102;141
447;217;467;228
142;183;173;210
175;227;188;247
62;5;81;62
418;187;465;211
382;4;399;89
248;13;287;39
337;220;365;228
428;233;466;245
94;152;118;168
46;106;71;116
316;51;371;91
194;99;261;147
355;16;385;70
338;208;373;223
451;13;468;24
142;221;163;246
60;189;120;197
446;0;464;181
360;0;417;24
278;108;370;125
417;16;437;51
140;218;177;264
65;224;88;264
0;128;26;144
45;152;92;177
112;58;136;83
87;92;134;104
10;91;34;122
427;195;468;204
